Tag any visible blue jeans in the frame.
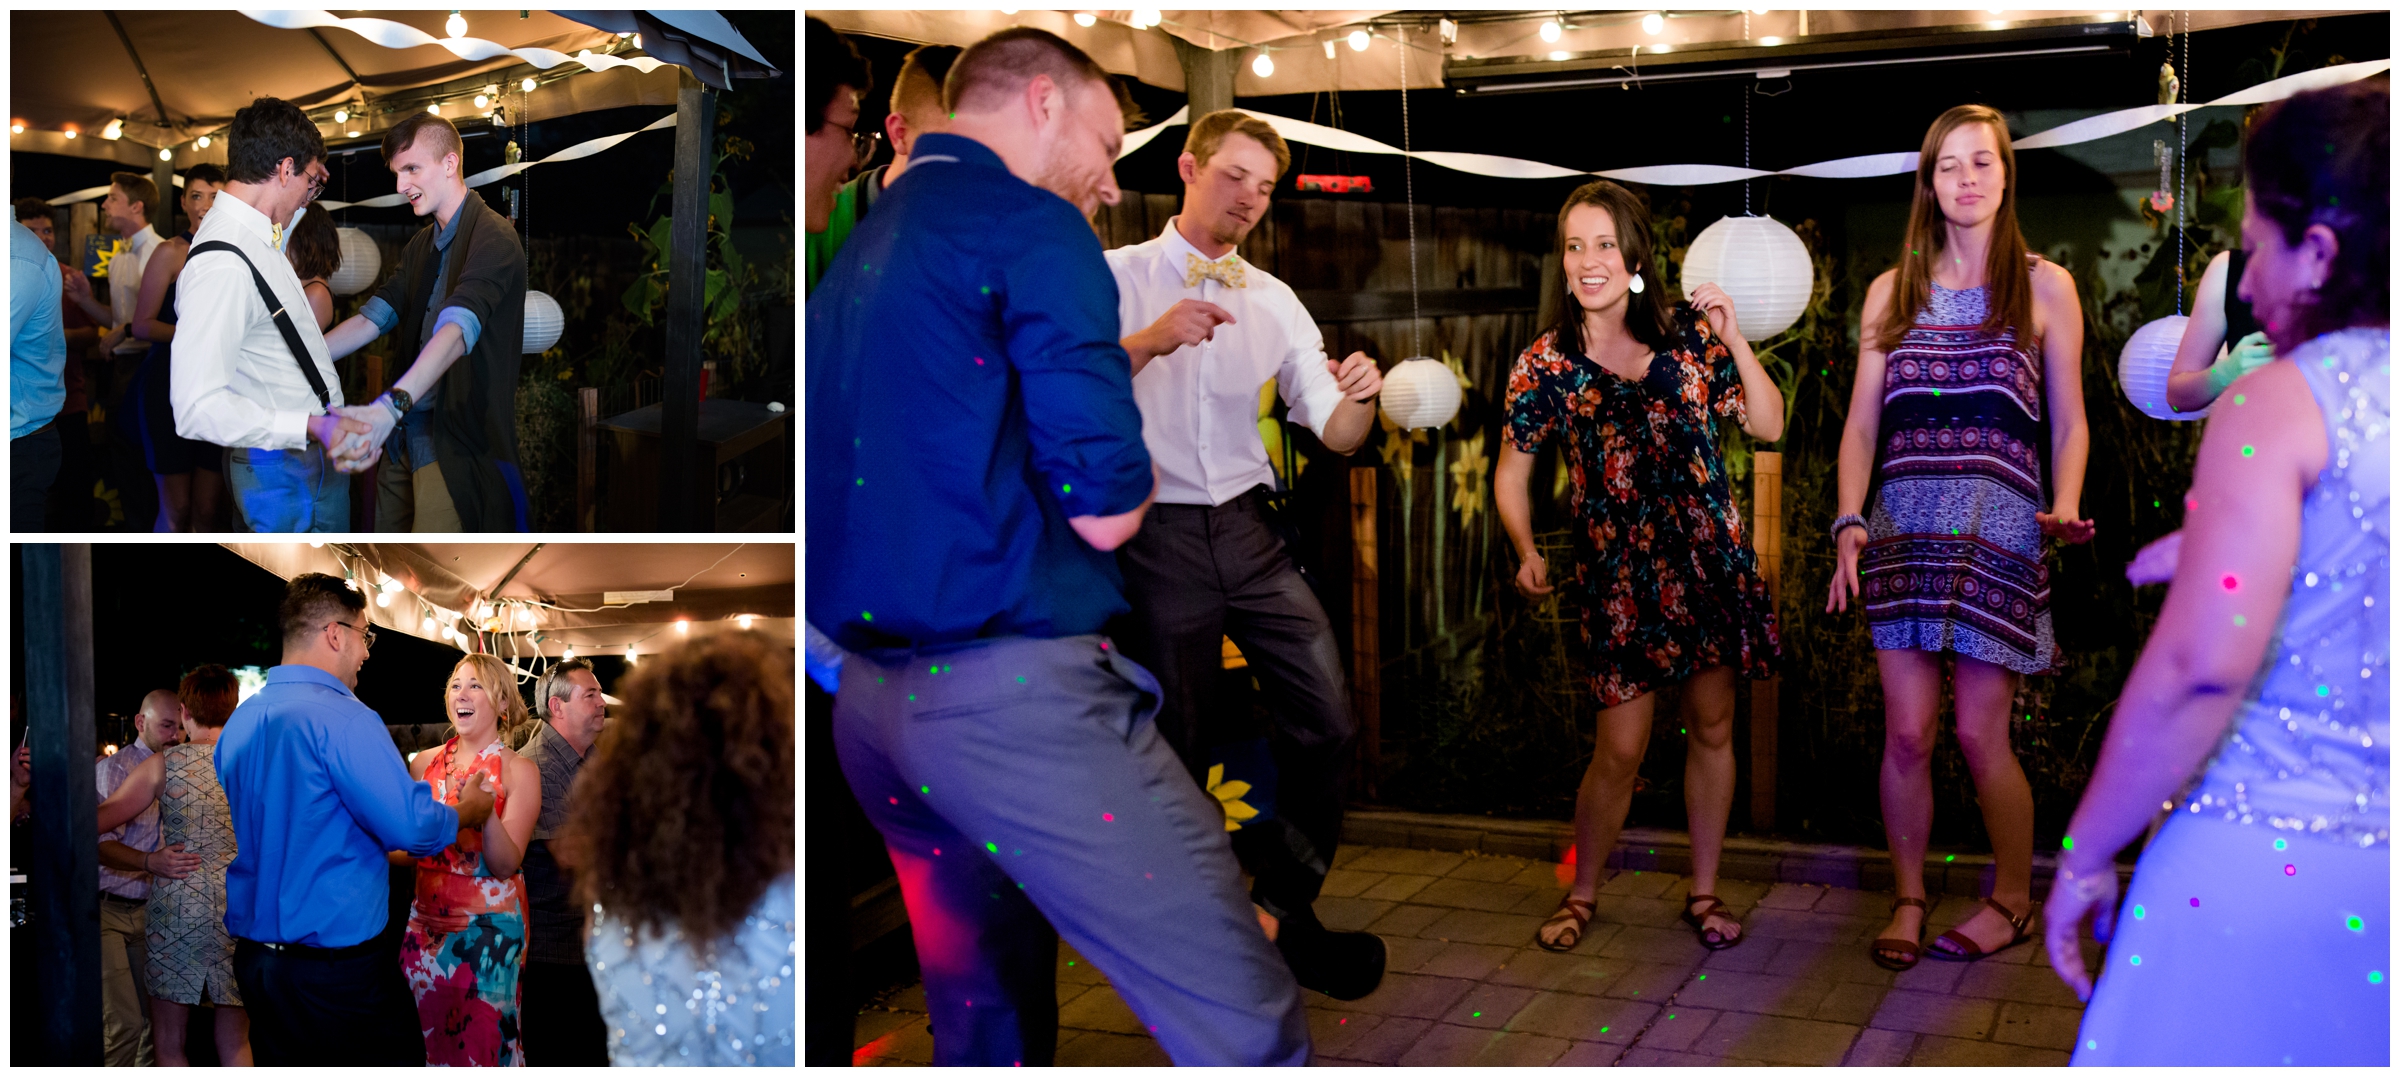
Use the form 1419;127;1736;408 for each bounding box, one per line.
832;634;1310;1066
228;442;349;532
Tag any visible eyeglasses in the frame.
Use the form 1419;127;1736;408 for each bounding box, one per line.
851;129;883;171
330;619;377;649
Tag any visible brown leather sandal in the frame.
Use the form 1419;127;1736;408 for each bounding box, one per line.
1870;896;1930;971
1924;897;2036;962
1537;895;1596;952
1681;894;1746;951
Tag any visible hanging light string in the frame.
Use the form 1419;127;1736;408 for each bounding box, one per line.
2176;9;2189;316
1398;22;1421;360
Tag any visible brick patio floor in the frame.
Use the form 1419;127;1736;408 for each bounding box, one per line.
851;844;2114;1066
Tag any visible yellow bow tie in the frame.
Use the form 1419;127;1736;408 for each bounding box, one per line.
1184;253;1247;289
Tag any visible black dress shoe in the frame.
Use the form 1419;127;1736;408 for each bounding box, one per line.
1277;919;1387;1001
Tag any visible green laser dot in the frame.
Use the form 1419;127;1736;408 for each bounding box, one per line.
2063;836;2076;851
2087;1041;2098;1050
920;785;930;794
1667;1014;1677;1020
1067;960;1075;966
2132;905;2145;919
2234;615;2248;627
856;477;865;486
861;610;874;621
1062;483;1073;494
2274;838;2288;851
2318;685;2331;697
1600;1027;1611;1033
2233;394;2246;405
2347;916;2365;932
906;694;915;701
2372;971;2385;984
2129;955;2141;966
978;284;988;294
985;842;998;853
1697;974;1707;980
1016;676;1027;683
2241;445;2256;457
1471;1012;1483;1018
930;664;940;674
1945;854;1956;862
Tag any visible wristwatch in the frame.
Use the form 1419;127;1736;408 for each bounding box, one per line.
381;388;414;418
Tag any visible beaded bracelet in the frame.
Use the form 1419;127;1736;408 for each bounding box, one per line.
1830;513;1867;542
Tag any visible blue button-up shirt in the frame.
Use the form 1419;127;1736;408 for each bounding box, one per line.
217;664;459;948
10;220;66;438
806;133;1153;653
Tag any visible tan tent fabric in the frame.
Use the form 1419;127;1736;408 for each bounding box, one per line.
223;542;794;658
9;10;647;166
811;9;2358;96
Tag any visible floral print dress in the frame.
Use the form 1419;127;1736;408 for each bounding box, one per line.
402;738;527;1067
1504;303;1781;707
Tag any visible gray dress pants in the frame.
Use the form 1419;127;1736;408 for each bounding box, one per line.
832;633;1309;1066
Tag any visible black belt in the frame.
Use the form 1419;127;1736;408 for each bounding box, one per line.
236;935;380;961
99;892;147;906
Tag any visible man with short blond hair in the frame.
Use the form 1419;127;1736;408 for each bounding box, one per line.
1104;107;1388;1002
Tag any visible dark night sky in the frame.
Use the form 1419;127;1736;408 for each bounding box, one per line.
12;544;630;752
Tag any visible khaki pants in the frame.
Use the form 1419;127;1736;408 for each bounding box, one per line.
375;454;463;533
100;895;154;1066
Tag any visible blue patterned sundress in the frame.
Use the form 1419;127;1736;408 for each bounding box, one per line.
1860;276;2056;673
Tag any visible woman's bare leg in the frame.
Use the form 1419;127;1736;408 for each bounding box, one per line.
1543;691;1657;947
1933;654;2035;954
1875;649;1946;960
154;472;190;532
1679;666;1742;943
216;1003;252;1066
190;468;227;533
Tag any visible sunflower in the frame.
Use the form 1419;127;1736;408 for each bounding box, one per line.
1449;430;1489;524
1204;763;1258;832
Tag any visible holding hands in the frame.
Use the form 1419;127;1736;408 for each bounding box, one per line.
330;397;402;472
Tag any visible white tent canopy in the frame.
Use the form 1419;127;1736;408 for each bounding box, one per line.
225;542;794;661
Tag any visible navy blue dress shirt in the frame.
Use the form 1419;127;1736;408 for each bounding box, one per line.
217;664;459;948
806;132;1152;653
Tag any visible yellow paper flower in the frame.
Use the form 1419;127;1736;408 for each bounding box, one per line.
91;238;126;280
1450;430;1489;524
1205;763;1258;832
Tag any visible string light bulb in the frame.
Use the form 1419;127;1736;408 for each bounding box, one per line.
158;148;173;161
517;608;535;627
473;93;489;109
737;614;756;630
375;591;391;608
675;619;690;635
562;645;575;660
1642;12;1665;36
380;575;402;593
445;10;467;38
347;129;361;138
1073;11;1096;27
422;614;438;632
1252;50;1274;77
625;644;639;663
103;118;124;140
62;127;76;140
196;135;210;148
428;103;442;116
334;107;348;123
522;77;538;93
1539;20;1561;42
9;122;22;135
1132;9;1159;29
1349;29;1370;51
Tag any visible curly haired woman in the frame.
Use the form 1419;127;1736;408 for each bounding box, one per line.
560;631;794;1066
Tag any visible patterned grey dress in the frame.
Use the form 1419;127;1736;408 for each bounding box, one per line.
146;742;240;1005
589;872;794;1065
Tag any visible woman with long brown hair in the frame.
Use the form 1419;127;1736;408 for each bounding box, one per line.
395;652;540;1065
1827;104;2095;971
560;631;793;1065
1496;179;1785;954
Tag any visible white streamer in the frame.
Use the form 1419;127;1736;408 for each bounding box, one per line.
1114;58;2391;186
240;10;670;76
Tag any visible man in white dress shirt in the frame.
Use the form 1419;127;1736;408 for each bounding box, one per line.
1103;109;1387;1001
170;96;373;532
92;173;166;363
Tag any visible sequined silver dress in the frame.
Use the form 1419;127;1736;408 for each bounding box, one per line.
588;872;794;1066
2073;329;2390;1066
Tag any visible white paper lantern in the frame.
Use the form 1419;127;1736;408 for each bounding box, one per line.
1680;214;1814;341
523;290;564;354
328;227;382;295
2119;314;2207;421
1380;357;1462;430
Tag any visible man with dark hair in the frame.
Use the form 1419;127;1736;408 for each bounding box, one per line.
1105;108;1388;1001
321;110;529;532
805;16;871;267
806;42;955;288
811;25;1308;1066
172;97;372;532
217;572;493;1065
517;657;608;1065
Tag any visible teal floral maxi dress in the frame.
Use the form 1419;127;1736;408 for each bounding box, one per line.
1504;304;1781;707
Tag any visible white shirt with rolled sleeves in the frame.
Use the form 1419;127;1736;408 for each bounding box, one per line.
1106;218;1347;508
169;191;343;450
108;225;163;355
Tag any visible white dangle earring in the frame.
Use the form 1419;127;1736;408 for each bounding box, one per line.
1627;270;1646;295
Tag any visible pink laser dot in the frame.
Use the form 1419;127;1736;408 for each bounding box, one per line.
2222;574;2240;591
1099;641;1109;650
889;797;899;805
2190;897;2199;907
2284;864;2297;875
933;848;941;856
1102;812;1116;822
2185;496;2199;511
974;357;985;366
1145;873;1153;879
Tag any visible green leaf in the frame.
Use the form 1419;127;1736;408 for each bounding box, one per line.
621;276;658;324
646;217;674;259
704;269;729;316
710;191;736;235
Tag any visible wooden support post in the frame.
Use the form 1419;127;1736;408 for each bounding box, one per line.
150;152;175;236
23;544;101;1065
1348;467;1381;800
1170;34;1238;118
351;351;383;532
578;387;599;532
1749;451;1783;832
659;68;715;531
